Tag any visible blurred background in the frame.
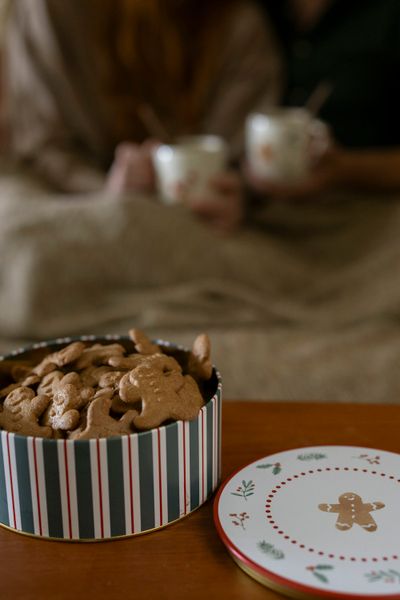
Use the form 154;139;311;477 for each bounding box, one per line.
0;0;400;403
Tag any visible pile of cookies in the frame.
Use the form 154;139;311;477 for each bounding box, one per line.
0;330;213;439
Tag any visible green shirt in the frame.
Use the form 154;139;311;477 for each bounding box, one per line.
262;0;400;148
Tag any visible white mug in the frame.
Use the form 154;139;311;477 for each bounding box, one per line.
246;108;329;183
152;135;228;205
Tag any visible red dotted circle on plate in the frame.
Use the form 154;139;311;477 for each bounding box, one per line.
263;466;400;562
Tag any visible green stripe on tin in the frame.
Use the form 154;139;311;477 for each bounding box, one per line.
206;402;214;497
42;439;64;538
138;430;155;531
74;441;95;539
0;436;9;526
166;424;180;522
14;436;34;534
107;437;126;537
189;419;199;510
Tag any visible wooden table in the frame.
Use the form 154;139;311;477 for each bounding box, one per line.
1;401;400;600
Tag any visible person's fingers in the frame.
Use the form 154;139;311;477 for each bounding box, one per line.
141;138;162;155
242;161;282;195
190;187;244;233
114;142;140;160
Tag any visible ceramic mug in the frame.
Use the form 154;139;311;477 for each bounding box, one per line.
152;135;228;205
246;108;329;183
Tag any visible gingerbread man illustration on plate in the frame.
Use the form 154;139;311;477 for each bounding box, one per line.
319;492;385;532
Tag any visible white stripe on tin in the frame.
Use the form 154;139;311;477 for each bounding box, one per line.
131;435;141;533
27;437;48;536
122;436;133;534
159;427;168;526
152;429;161;528
151;428;169;528
122;434;141;534
200;408;207;504
177;422;184;517
90;439;111;539
2;434;14;528
8;434;21;530
55;337;72;345
98;439;111;538
57;440;79;540
178;420;190;517
65;440;79;539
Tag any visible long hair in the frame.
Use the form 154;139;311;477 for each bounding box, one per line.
92;0;237;142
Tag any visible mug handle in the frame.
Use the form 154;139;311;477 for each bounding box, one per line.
309;118;332;164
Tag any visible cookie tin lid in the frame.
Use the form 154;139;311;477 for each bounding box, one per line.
214;446;400;599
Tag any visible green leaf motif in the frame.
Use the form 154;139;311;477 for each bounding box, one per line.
313;572;329;584
257;462;282;474
307;564;334;584
231;480;255;501
297;453;327;461
365;570;400;583
258;541;284;560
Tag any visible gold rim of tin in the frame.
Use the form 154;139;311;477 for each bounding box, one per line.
0;492;216;542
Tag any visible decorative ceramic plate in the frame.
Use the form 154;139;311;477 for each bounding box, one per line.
214;446;400;599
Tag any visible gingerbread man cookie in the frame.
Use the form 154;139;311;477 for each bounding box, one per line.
44;372;94;431
319;492;385;532
0;387;52;438
73;343;126;370
107;354;144;370
0;328;212;439
187;334;212;380
127;353;204;430
69;391;138;440
33;341;86;377
129;329;160;355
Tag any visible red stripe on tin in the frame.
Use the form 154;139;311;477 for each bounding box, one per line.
63;440;73;539
96;439;104;538
6;433;16;529
127;436;134;533
183;422;187;514
157;428;163;525
33;438;43;536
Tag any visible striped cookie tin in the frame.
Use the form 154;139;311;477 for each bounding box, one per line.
0;335;222;540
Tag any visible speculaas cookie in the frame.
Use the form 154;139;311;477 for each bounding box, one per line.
0;329;213;439
127;354;204;430
129;329;160;355
0;387;52;438
69;390;138;440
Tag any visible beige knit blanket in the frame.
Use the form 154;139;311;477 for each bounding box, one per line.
1;164;400;403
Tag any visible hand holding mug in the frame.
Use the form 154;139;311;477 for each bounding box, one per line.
106;139;160;195
245;108;334;200
189;171;245;233
152;135;228;205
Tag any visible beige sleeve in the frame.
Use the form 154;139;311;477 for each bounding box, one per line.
3;0;106;192
202;2;283;163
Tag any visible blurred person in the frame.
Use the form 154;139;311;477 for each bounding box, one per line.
3;0;281;232
249;0;400;200
1;1;400;404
